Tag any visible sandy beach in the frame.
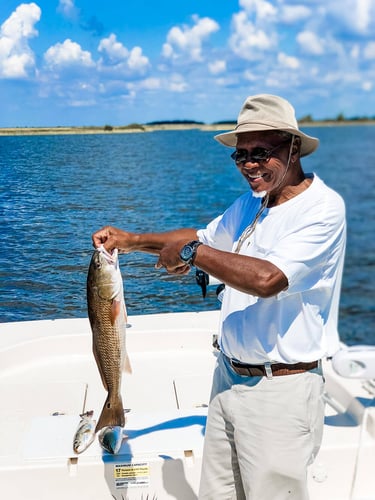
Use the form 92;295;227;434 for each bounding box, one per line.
0;123;232;136
0;120;374;136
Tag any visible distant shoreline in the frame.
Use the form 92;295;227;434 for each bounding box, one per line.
0;120;374;136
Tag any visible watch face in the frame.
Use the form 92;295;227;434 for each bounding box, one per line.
180;245;194;262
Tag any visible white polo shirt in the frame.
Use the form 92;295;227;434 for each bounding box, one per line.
197;174;346;364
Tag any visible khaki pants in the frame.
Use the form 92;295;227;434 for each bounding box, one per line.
199;353;325;500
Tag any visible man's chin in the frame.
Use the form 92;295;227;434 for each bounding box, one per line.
252;190;268;199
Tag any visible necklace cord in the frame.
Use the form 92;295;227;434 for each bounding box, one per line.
234;193;269;253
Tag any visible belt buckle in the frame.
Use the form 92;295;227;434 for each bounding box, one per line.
264;362;273;380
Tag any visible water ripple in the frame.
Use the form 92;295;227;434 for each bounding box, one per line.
0;129;374;345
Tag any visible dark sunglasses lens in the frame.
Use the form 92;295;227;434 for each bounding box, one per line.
250;148;269;161
231;150;245;162
231;148;269;163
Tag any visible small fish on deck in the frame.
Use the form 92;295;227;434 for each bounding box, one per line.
98;425;124;454
73;410;96;454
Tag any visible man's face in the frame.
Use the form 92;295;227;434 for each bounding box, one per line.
234;131;294;196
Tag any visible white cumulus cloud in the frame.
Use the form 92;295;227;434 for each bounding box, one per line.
167;73;188;92
98;33;150;75
162;15;219;62
229;10;274;60
362;81;372;91
239;0;277;19
98;34;129;62
329;0;375;35
139;77;161;90
280;5;311;23
44;39;94;69
363;41;375;59
296;31;324;55
57;0;79;20
278;52;299;69
127;46;149;71
208;59;226;75
0;2;41;78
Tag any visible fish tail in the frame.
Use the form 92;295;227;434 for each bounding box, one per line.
95;395;125;433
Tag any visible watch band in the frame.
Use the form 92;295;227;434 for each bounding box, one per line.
190;241;202;266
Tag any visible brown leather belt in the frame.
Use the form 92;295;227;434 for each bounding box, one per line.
226;356;319;377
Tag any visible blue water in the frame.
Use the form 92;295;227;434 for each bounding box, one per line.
0;127;374;345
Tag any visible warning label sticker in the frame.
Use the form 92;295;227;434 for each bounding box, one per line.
114;462;150;489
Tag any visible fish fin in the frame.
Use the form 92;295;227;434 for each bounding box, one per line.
95;394;125;433
110;299;121;326
123;353;132;374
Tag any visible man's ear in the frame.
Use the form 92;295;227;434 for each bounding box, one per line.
292;136;301;156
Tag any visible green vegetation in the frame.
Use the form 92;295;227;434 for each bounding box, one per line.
298;113;375;124
117;123;145;131
299;114;313;123
146;119;204;125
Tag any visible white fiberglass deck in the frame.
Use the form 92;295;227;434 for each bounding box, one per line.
0;311;374;499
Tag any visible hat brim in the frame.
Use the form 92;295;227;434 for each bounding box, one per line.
214;123;319;157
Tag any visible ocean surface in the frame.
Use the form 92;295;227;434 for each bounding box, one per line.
0;126;374;345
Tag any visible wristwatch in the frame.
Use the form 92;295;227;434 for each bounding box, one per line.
179;240;203;266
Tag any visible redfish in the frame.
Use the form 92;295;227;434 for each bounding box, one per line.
87;245;131;434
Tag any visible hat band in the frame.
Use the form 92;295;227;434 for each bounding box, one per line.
235;120;299;133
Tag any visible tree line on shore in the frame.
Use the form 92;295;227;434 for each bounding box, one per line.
146;113;375;125
102;113;375;130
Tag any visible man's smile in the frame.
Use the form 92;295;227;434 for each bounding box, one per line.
242;168;271;184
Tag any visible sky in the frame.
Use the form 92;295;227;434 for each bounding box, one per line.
0;0;374;127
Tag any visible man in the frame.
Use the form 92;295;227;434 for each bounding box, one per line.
92;94;346;499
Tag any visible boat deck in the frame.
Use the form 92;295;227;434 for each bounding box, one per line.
0;311;374;499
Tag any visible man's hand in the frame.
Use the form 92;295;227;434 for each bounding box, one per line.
155;240;192;275
92;226;134;254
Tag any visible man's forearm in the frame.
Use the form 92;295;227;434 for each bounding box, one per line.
128;228;198;255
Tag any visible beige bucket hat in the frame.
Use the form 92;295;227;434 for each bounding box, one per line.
215;94;319;157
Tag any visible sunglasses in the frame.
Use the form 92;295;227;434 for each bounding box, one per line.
230;139;291;164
